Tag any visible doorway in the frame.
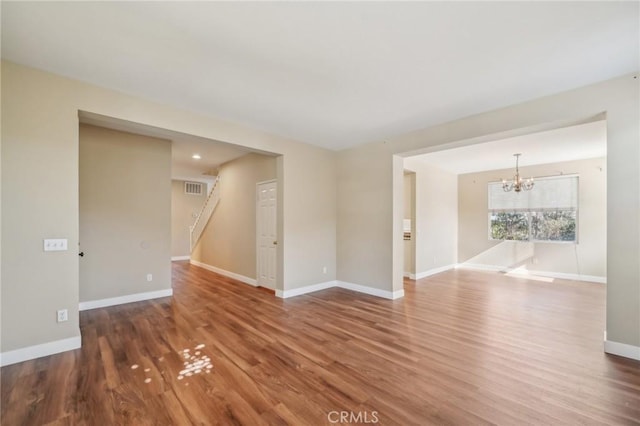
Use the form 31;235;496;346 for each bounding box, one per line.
256;180;277;290
79;123;173;306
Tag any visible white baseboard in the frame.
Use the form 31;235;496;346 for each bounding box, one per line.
605;340;640;361
275;280;404;300
525;269;606;284
191;262;401;300
0;335;82;367
456;263;606;284
171;255;190;261
190;259;257;287
79;289;173;311
456;263;505;273
403;272;411;278
337;281;404;300
276;281;337;298
411;264;456;280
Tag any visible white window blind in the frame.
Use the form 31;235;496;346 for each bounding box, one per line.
488;175;579;212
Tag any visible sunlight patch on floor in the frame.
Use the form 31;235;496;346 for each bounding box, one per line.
178;344;213;381
505;267;555;283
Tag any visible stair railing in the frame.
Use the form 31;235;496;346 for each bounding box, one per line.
190;176;221;252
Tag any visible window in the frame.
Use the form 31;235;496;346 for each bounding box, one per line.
488;175;578;243
531;210;576;241
490;212;529;241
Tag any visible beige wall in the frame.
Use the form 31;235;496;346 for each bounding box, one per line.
3;65;81;351
403;173;415;275
0;50;3;353
458;158;606;278
338;73;639;348
191;153;277;279
282;144;337;288
404;159;458;274
79;124;171;302
1;61;336;354
337;144;396;291
171;180;207;258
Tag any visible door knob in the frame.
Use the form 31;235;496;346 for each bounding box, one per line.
273;241;277;245
79;252;84;257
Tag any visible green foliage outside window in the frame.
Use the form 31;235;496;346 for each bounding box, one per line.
531;210;576;241
490;212;529;241
490;210;576;242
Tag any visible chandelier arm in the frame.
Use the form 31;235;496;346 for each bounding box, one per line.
502;153;534;192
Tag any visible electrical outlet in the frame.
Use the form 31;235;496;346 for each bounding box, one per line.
146;273;153;282
322;266;327;274
57;309;68;323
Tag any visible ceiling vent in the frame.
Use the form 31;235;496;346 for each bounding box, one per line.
184;181;203;195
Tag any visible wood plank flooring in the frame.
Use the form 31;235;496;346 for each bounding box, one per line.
2;262;639;425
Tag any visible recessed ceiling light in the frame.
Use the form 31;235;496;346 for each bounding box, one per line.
192;154;201;160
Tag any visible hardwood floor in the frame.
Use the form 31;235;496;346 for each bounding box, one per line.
2;262;639;425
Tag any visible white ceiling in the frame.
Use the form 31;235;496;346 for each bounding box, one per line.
2;2;638;151
407;120;607;175
80;112;256;182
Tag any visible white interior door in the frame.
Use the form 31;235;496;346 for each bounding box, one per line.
257;180;277;290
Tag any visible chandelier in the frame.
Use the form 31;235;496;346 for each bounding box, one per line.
502;153;534;192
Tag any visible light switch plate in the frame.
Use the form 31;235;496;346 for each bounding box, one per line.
57;309;68;322
44;238;68;252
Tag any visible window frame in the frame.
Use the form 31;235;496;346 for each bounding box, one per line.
487;174;579;244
